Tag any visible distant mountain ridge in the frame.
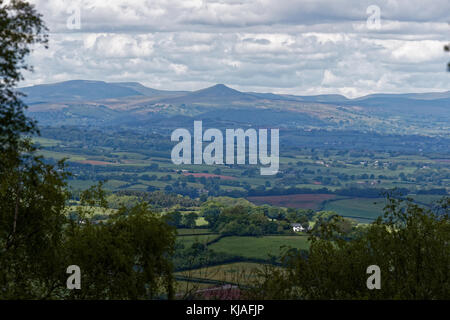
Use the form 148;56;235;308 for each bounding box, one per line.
19;79;450;105
20;80;143;103
19;80;449;137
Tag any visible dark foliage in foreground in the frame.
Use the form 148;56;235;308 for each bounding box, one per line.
246;195;450;299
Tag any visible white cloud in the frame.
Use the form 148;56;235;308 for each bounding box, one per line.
321;70;339;86
170;63;188;75
91;34;154;58
22;0;450;96
390;40;446;63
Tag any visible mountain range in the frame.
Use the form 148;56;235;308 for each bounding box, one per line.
20;80;449;136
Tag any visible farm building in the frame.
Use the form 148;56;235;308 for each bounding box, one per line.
291;223;305;232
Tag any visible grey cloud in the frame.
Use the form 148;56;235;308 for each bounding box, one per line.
22;0;450;97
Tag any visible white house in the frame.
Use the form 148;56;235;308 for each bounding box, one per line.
291;223;305;232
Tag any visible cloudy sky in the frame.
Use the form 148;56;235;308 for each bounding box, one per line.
23;0;450;97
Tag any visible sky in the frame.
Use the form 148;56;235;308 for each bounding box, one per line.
22;0;450;97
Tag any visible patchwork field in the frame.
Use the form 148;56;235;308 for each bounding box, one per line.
76;160;117;165
183;172;236;180
209;235;310;260
247;193;336;209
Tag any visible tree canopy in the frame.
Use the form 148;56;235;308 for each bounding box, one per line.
0;0;48;151
247;196;450;299
0;1;177;299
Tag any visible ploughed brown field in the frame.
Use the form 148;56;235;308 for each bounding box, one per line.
182;172;236;180
247;194;336;209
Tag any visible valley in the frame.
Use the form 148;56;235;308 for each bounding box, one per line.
25;80;449;293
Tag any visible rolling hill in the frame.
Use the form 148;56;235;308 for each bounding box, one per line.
20;80;449;137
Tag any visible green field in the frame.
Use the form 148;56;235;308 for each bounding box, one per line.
176;228;212;235
407;194;447;205
33;127;449;202
195;216;208;226
209;235;310;260
64;205;117;219
176;234;221;248
323;197;387;221
33;137;61;147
